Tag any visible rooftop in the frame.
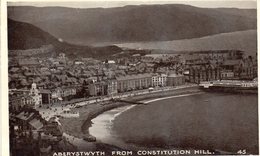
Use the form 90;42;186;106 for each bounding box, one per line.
116;73;152;81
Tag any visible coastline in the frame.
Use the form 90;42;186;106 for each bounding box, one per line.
59;85;201;150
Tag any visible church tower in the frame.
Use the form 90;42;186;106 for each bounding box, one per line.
29;83;42;107
30;83;39;95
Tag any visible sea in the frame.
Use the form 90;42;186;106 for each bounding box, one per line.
89;92;258;154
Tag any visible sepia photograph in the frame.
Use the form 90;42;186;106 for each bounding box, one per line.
6;0;258;155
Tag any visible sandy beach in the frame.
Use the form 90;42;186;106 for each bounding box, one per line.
58;85;200;150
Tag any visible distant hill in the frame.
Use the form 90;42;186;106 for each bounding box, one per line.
8;4;256;45
8;19;122;59
116;30;257;57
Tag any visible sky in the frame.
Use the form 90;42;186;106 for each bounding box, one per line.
8;0;257;9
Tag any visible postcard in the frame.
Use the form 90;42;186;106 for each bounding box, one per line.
3;0;258;155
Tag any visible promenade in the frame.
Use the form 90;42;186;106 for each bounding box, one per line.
36;84;199;150
37;84;198;120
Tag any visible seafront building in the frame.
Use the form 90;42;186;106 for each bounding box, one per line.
152;73;168;87
87;73;186;96
167;73;186;86
88;81;108;96
9;83;42;111
9;49;257;108
116;73;153;92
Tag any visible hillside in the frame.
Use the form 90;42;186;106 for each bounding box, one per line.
8;19;122;59
8;4;256;45
116;30;257;57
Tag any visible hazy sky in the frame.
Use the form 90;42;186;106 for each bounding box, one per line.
8;0;257;9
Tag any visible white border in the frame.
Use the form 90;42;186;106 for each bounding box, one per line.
1;0;9;156
1;1;259;156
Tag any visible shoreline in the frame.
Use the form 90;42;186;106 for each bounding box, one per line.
87;90;258;154
124;86;201;103
58;85;201;150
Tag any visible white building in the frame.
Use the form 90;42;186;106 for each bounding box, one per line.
29;83;42;107
152;74;167;87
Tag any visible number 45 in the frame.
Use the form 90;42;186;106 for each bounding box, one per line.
237;149;246;155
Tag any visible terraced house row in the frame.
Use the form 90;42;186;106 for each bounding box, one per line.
187;57;257;83
88;73;185;96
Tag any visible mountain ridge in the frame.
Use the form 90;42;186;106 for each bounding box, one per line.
8;4;256;44
8;18;122;59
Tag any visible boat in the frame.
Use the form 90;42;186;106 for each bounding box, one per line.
199;79;258;94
